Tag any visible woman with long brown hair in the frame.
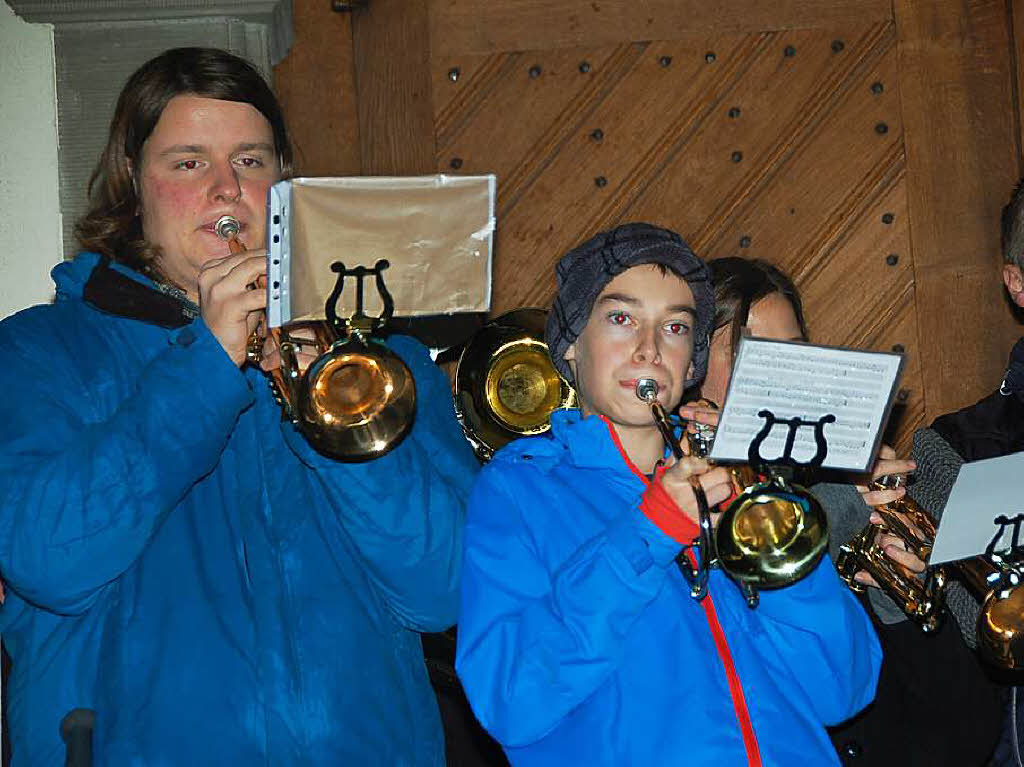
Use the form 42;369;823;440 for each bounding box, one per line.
0;47;476;765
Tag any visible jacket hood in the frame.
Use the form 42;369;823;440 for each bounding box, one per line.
52;253;153;301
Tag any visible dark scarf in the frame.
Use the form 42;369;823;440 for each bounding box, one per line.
81;255;197;328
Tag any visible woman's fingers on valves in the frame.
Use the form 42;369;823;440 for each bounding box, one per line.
678;404;720;428
859;485;905;508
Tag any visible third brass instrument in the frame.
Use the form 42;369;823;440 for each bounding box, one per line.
217;216;414;462
636;378;829;607
836;475;1024;669
455;308;576;461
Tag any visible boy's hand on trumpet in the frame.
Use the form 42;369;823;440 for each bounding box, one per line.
658;459;734;527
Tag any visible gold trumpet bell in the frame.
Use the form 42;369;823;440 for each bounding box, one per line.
484;340;567;434
266;259;417;462
456;308;576;461
298;336;415;461
715;477;830;588
980;590;1024;669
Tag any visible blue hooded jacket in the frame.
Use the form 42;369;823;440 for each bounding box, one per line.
0;253;478;765
456;410;881;766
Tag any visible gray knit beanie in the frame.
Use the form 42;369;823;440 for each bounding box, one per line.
545;223;714;388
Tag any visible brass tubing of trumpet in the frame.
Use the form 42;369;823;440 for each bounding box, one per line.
635;378;684;460
651;401;685;461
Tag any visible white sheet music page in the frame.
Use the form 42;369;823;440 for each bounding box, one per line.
708;336;904;472
929;450;1024;565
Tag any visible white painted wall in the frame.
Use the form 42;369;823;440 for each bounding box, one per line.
0;0;60;319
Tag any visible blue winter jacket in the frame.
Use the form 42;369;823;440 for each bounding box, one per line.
456;409;881;766
0;253;478;765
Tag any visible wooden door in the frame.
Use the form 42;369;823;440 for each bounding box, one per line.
277;0;1024;453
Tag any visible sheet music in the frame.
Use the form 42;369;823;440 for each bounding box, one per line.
709;336;903;472
267;175;495;327
930;450;1024;565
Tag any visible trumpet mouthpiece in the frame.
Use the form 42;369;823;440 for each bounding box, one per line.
635;377;659;402
215;215;240;241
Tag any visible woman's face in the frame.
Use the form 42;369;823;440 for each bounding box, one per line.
136;95;280;298
701;291;804;407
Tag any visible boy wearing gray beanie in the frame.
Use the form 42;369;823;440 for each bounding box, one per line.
456;223;880;767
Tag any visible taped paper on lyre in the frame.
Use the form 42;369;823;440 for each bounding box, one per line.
267;175;496;327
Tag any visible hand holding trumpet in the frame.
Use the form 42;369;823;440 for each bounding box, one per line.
854;446;927;587
203;216;320;374
637;382;732;526
198;216;269;367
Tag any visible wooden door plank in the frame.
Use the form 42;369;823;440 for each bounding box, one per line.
429;0;892;57
701;39;902;279
352;0;436;174
1012;0;1024;173
627;24;891;256
894;0;1021;421
273;0;361;176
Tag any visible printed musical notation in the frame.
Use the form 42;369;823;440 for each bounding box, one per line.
709;337;904;472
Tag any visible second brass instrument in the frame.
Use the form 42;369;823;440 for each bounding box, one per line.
635;379;829;607
836;476;1024;669
455;309;576;462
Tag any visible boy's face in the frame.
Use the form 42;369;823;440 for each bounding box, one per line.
565;264;696;427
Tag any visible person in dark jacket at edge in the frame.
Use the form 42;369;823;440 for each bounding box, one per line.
455;223;882;766
684;256;1007;766
815;178;1024;767
0;47;478;765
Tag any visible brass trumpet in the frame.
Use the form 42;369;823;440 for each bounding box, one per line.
836;475;1024;669
455;309;576;461
636;379;829;607
216;216;415;461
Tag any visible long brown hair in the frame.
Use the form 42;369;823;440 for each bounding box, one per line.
75;47;293;280
708;257;809;356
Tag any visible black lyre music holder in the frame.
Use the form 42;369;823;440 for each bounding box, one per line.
984;513;1024;598
324;259;395;335
747;410;837;471
985;513;1024;561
